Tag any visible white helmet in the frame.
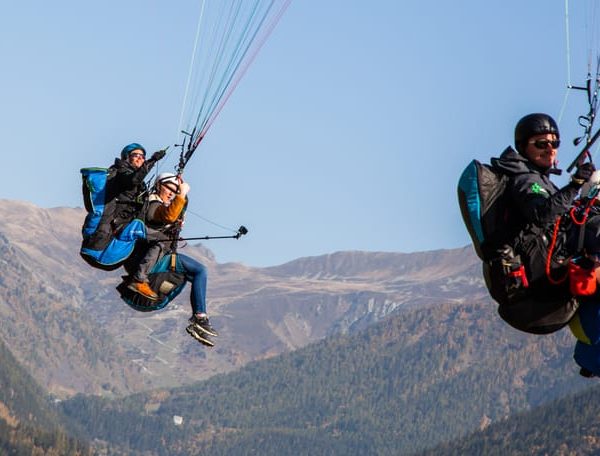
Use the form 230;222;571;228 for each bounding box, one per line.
155;172;179;190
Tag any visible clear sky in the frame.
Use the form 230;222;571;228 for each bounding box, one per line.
0;0;598;267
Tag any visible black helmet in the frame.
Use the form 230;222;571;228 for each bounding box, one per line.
514;113;559;153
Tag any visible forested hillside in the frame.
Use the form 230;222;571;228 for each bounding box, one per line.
0;337;91;455
1;200;597;454
59;300;593;455
421;381;600;455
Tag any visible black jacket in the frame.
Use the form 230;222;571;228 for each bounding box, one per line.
492;146;580;234
107;157;159;203
105;156;160;226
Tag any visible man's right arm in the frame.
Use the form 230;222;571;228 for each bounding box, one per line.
148;196;187;224
511;175;579;226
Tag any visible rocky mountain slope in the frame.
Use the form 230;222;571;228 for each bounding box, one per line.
0;199;486;397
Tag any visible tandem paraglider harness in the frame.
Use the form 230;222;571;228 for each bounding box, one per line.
458;158;587;335
80;167;148;270
117;252;188;312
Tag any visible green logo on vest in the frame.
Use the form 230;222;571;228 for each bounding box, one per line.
530;183;548;195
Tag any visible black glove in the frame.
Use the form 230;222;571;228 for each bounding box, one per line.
572;162;596;186
151;148;167;162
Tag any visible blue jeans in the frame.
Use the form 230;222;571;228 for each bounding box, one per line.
179;253;208;315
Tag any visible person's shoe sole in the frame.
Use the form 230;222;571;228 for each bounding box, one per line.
190;321;218;337
186;325;215;347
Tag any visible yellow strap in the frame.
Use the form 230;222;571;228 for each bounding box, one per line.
569;312;592;345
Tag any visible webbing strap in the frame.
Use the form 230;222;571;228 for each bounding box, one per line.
570;198;596;252
546;216;569;285
578;220;587;252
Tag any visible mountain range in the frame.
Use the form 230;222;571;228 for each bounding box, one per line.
0;199;485;397
1;199;598;454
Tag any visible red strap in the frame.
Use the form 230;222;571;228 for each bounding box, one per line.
545;216;568;285
508;267;529;288
570;197;596;225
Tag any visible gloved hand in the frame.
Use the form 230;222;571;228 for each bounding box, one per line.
150;148;167;162
179;182;191;197
572;162;596;186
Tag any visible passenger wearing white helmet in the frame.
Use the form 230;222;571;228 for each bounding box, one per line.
128;172;188;297
127;172;217;346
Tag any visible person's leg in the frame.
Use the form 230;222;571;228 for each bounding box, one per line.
567;214;600;377
179;254;218;337
132;243;162;283
127;231;164;300
178;253;207;314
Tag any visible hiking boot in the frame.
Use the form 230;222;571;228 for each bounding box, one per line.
186;324;215;347
127;280;159;301
189;314;218;337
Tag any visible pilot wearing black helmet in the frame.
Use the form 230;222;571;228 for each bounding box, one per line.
493;113;595;237
464;114;600;375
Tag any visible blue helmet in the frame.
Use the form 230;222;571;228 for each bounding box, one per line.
120;143;146;160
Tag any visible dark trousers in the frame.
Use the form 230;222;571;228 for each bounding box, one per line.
130;227;164;283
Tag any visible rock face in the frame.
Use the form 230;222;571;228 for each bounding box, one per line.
0;199;486;397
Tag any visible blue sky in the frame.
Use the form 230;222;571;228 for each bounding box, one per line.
0;0;598;267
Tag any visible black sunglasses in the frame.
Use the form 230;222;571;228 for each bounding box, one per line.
529;139;560;150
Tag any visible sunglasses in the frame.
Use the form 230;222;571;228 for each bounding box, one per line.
162;183;179;193
528;139;560;150
129;152;146;159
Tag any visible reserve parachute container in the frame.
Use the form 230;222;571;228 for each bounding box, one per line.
80;167;146;270
457;155;578;335
457;159;510;261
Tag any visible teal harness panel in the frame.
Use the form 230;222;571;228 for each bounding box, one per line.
118;254;187;312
